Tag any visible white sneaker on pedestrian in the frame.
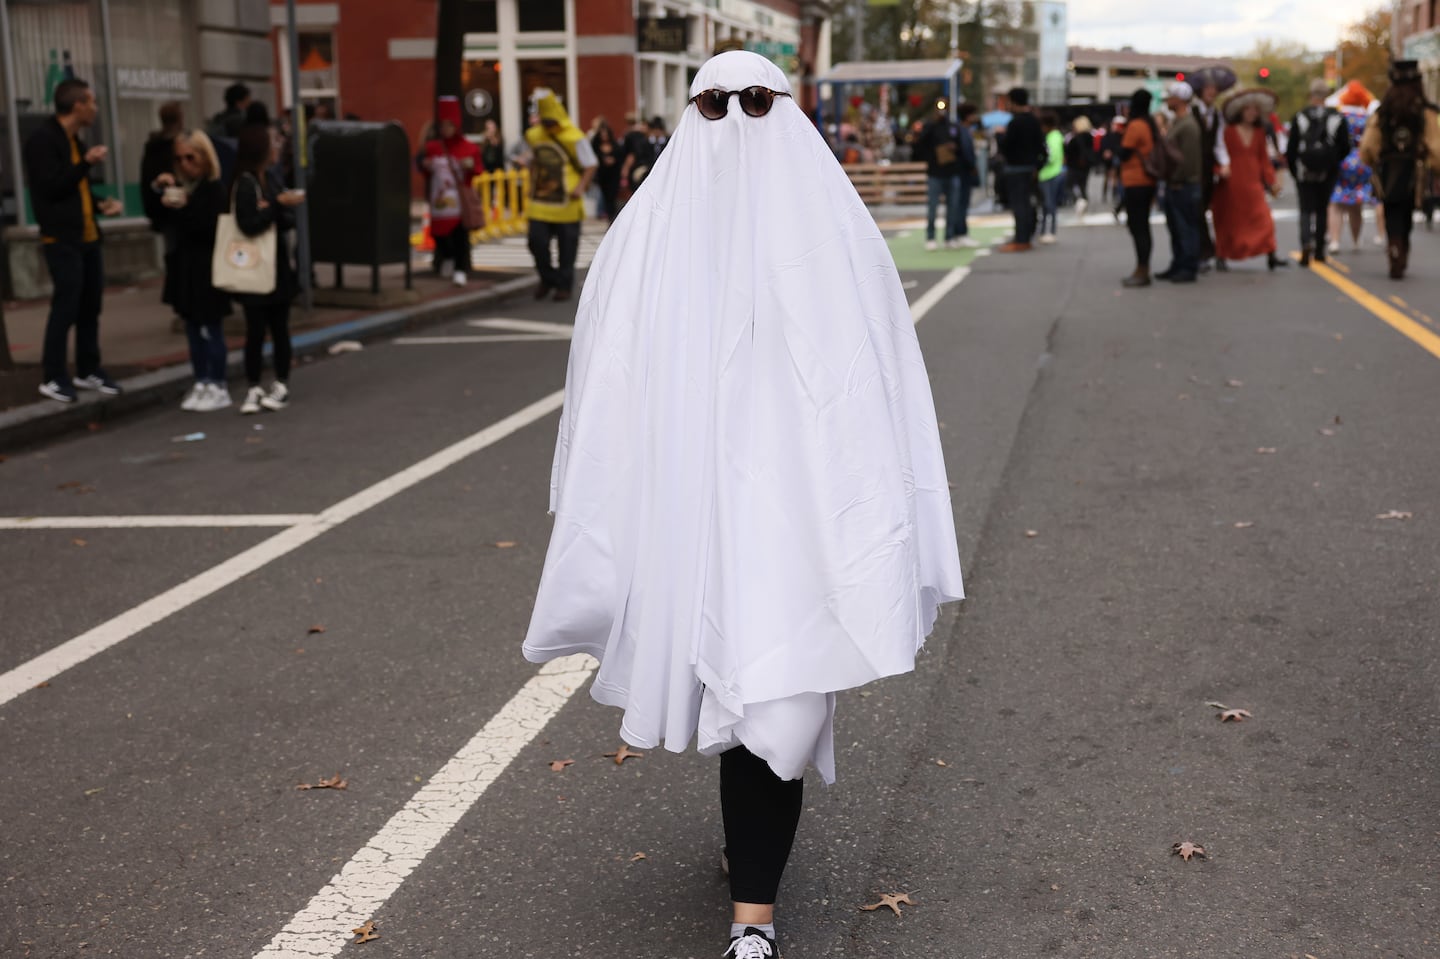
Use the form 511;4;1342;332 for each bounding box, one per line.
944;238;960;249
1075;198;1089;216
1039;233;1058;244
924;240;939;251
1328;240;1340;255
239;385;265;415
180;382;205;411
260;381;289;411
453;270;468;287
195;383;231;412
1373;234;1386;247
956;236;980;248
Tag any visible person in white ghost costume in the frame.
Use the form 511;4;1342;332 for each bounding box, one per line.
523;50;964;958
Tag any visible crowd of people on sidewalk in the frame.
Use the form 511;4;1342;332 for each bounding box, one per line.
24;79;303;413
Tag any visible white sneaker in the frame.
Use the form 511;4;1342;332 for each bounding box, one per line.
180;382;206;411
1039;233;1058;244
924;240;939;251
260;381;289;411
239;385;265;415
956;236;980;248
1374;234;1386;247
453;270;468;287
944;238;960;249
1075;198;1089;216
194;383;231;412
1328;240;1340;254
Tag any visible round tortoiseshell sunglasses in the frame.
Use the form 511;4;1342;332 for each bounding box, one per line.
689;86;792;120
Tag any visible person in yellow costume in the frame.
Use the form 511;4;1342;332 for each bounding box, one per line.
525;90;598;301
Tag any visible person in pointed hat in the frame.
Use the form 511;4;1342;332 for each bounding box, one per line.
419;95;482;287
522;50;964;957
1359;60;1440;278
524;89;598;302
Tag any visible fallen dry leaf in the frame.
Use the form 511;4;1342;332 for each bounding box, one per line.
549;759;574;772
1171;841;1207;861
935;759;948;767
1376;510;1413;521
859;892;915;917
307;625;327;635
629;852;647;862
492;541;518;549
1024;529;1039;538
296;773;348;791
1318;428;1336;436
1233;521;1254;529
72;538;87;547
1225;378;1244;388
604;745;644;765
352;919;379;943
1218;708;1252;722
1256;447;1277;454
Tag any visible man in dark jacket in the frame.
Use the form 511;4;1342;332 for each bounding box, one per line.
916;105;979;249
22;77;124;403
997;87;1044;252
1286;78;1350;266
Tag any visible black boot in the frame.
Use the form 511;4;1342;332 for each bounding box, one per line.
1299;249;1311;267
1267;252;1289;271
1214;258;1228;272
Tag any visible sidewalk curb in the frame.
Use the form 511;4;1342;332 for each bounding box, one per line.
0;274;540;453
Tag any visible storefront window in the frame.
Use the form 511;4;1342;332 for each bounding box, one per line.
462;0;497;34
297;31;339;117
520;58;568;111
517;0;565;32
108;0;193;214
460;58;501;136
6;0;117;220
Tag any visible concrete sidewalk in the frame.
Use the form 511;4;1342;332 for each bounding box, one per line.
0;254;545;453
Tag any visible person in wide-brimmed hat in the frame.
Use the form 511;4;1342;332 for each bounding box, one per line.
1358;60;1440;277
1213;87;1286;270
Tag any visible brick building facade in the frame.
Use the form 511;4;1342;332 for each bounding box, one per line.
267;0;827;176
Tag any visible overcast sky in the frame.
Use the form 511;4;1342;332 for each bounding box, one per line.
1065;0;1383;57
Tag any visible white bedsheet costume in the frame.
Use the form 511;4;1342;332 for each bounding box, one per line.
523;51;964;784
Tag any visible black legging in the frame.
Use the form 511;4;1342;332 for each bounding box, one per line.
1125;186;1156;268
243;302;292;386
721;745;803;905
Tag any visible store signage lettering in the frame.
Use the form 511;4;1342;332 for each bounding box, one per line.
637;16;687;54
116;67;191;98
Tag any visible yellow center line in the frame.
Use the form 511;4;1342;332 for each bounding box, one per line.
1307;260;1440;362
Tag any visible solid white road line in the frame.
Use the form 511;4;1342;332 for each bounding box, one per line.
0;391;566;709
910;266;970;325
393;334;568;346
0;515;314;529
254;653;598;959
467;318;576;336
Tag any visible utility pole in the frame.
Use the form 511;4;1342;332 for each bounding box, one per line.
851;0;864;63
284;0;313;312
435;0;463;103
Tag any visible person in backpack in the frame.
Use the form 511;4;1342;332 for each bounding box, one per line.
1286;79;1350;266
1359;60;1440;279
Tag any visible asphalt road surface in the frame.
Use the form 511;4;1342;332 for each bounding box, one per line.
3;213;1438;959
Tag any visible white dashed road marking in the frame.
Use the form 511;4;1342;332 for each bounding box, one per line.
0;391;565;709
254;654;598;958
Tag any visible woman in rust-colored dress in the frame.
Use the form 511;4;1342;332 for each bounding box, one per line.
1212;90;1287;271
